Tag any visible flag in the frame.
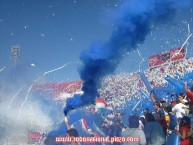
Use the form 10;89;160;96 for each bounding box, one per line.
106;104;113;111
95;98;107;109
71;118;91;136
81;118;89;131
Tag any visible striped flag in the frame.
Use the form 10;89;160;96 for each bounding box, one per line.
95;98;108;109
71;118;91;136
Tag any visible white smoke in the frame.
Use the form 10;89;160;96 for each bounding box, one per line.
0;86;62;144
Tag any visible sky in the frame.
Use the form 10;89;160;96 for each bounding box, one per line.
0;0;193;83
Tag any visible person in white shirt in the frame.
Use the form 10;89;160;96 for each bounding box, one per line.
178;93;189;115
171;99;189;131
171;100;188;119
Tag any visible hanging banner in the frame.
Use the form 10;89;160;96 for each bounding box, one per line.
149;47;185;68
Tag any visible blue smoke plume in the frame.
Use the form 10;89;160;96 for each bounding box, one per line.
64;0;193;115
63;94;84;115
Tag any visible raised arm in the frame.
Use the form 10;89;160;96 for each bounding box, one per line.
64;116;71;131
184;82;188;92
184;82;193;101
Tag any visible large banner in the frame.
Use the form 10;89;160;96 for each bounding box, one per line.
32;80;82;98
149;47;185;68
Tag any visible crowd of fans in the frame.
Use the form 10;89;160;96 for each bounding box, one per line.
93;57;193;145
35;57;193;145
98;58;193;111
